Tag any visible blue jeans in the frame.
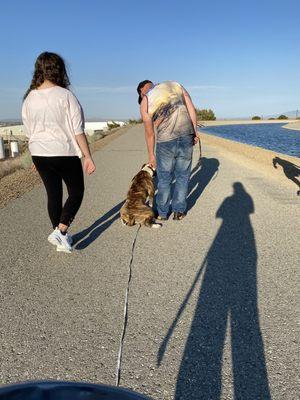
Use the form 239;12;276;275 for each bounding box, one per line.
156;134;193;218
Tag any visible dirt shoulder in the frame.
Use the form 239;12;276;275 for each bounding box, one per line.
0;125;132;209
283;121;300;131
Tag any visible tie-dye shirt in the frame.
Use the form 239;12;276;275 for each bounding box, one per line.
146;81;194;142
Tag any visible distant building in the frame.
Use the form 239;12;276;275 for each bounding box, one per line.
0;121;126;138
85;121;126;136
0;125;25;139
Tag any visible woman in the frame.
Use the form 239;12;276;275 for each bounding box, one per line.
22;52;96;253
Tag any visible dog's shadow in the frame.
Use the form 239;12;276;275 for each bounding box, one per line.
72;201;124;250
273;156;300;195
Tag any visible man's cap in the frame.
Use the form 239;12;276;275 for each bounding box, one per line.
137;80;153;104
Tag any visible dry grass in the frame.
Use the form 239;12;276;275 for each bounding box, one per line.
0;158;22;179
0;150;32;179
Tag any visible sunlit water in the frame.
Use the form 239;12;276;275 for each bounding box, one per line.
201;123;300;157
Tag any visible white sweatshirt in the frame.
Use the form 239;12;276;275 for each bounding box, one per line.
22;86;84;157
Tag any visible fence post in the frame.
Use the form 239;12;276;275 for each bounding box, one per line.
10;141;19;157
0;137;5;160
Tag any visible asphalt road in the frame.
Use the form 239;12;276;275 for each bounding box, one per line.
0;125;299;399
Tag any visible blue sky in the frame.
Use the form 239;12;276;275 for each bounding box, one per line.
0;0;299;120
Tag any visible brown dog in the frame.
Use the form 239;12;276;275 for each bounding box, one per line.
120;164;161;228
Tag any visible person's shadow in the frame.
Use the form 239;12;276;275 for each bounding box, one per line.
273;156;300;195
74;157;219;249
187;157;220;211
157;182;271;400
72;200;124;250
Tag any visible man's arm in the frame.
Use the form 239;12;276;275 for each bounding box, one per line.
140;96;156;168
182;87;199;144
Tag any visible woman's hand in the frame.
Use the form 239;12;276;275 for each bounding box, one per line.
75;133;95;174
83;157;96;175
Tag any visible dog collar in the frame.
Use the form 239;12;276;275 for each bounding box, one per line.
142;165;154;176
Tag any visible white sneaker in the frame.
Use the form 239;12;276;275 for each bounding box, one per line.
48;228;61;246
57;232;73;253
56;243;72;253
48;228;72;253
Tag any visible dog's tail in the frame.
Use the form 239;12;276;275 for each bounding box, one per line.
140;207;161;229
121;216;135;226
121;204;160;228
120;204;136;226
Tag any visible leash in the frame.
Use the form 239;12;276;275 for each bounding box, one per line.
197;123;206;164
115;225;141;386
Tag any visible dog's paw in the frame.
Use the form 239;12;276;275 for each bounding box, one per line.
121;219;127;226
151;223;162;229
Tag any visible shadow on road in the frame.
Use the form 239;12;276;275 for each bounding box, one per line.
273;156;300;195
72;200;124;250
187;157;220;211
157;182;271;400
74;157;219;248
156;157;220;215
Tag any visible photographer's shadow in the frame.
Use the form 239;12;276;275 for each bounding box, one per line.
158;182;271;399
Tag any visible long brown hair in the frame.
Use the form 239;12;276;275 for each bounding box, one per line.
24;52;70;99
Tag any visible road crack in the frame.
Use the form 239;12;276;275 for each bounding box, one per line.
115;225;141;386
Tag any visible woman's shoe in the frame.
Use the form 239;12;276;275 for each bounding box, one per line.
48;227;62;246
48;228;72;252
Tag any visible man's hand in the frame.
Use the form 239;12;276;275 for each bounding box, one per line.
83;157;96;175
193;134;199;145
149;155;157;169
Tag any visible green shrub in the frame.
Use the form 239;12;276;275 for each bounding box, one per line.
128;119;142;124
277;115;288;120
196;109;216;121
107;121;121;130
252;116;261;120
87;131;105;144
20;149;32;169
87;135;96;144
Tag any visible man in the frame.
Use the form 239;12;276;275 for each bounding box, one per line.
137;80;198;221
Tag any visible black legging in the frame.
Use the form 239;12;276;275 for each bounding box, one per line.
32;156;84;228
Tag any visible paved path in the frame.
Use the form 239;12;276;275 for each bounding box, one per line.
0;125;299;399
